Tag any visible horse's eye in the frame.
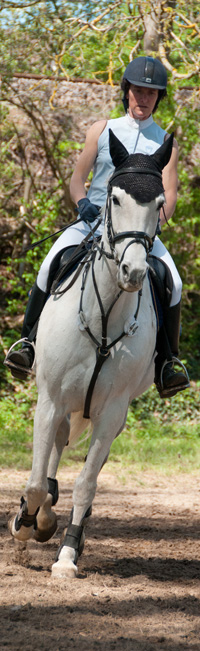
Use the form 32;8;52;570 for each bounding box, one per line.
112;196;120;206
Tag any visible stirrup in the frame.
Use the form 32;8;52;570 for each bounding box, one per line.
158;356;190;398
4;338;35;376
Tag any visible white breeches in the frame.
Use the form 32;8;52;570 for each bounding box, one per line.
37;220;182;307
151;236;182;307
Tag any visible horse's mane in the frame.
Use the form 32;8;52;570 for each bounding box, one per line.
109;153;165;203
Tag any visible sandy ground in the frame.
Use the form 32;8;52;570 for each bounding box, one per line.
1;466;200;651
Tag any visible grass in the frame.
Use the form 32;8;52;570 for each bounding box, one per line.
0;372;200;473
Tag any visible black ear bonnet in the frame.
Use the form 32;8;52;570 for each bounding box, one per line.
109;153;165;203
108;130;174;204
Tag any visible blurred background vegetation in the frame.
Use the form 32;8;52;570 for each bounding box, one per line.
0;1;199;469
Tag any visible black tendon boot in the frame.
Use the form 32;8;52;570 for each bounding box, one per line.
4;283;48;380
155;302;190;398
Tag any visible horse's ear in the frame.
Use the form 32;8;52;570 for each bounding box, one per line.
151;133;174;170
109;129;129;168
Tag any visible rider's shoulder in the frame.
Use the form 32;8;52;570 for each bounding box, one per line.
86;119;107;141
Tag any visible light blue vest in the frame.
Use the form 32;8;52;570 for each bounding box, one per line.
87;114;166;207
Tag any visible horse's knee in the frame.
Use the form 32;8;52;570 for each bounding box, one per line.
26;479;48;511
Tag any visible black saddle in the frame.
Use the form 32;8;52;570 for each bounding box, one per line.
148;254;173;308
47;242;95;294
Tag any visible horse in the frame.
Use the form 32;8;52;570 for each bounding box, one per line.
9;129;173;579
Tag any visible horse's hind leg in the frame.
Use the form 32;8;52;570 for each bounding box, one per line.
34;415;70;542
10;393;65;542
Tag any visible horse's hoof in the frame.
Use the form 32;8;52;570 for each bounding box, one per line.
33;512;57;543
51;560;78;579
8;516;34;541
51;545;78;579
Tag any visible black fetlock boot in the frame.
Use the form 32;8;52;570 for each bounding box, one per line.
154;302;190;398
4;283;48;380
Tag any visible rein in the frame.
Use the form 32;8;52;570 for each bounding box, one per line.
22;218;83;254
50;216;102;296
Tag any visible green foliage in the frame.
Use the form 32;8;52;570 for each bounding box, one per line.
0;382;37;468
4;192;61;306
2;1;199;85
0;379;199;471
100;384;200;472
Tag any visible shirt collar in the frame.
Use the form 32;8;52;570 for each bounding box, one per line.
125;113;154;129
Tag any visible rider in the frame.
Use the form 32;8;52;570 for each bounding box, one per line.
5;56;189;397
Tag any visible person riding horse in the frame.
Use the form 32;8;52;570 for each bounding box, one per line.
5;56;189;398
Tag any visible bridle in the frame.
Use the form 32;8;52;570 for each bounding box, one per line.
105;165;163;261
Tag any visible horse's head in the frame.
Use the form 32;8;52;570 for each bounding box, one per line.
105;129;173;292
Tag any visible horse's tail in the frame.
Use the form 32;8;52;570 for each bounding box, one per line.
69;411;91;448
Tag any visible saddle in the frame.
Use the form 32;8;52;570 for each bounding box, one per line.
148;254;173;307
47;241;98;295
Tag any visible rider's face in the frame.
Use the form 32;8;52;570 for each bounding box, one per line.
127;84;159;120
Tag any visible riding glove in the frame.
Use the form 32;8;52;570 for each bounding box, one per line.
77;197;101;223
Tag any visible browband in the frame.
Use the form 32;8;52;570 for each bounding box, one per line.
108;166;163;189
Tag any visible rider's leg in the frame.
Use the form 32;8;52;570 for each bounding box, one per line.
5;219;103;380
5;283;48;380
152;237;189;397
36;219;101;292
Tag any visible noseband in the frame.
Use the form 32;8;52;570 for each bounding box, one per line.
106;165;163;260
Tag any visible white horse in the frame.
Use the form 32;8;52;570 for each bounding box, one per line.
10;130;173;579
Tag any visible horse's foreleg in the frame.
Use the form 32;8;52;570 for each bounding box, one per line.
10;395;65;542
52;402;128;579
34;415;70;542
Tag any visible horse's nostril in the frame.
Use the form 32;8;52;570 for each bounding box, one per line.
122;263;130;280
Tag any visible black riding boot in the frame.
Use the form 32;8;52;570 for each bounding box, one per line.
5;283;48;380
154;302;190;398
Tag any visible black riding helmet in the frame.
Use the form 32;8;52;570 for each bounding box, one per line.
121;56;167;113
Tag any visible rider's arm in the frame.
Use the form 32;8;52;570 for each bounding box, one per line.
70;119;107;206
160;136;179;226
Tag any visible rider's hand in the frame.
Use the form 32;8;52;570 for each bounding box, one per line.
77;197;101;223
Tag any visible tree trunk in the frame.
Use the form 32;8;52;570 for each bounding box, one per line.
143;1;176;55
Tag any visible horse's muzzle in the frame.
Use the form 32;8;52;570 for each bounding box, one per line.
118;262;146;292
